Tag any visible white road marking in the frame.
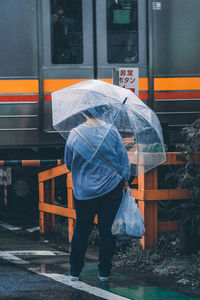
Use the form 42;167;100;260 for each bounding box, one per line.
0;223;21;231
7;250;55;256
52;251;69;256
26;226;40;233
0;223;40;233
0;250;57;265
0;251;28;264
44;273;130;300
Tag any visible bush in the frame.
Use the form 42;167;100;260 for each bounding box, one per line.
173;119;200;253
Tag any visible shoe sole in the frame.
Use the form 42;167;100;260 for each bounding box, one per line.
98;276;109;282
69;275;79;281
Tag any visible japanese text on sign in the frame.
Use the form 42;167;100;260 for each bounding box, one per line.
119;68;139;96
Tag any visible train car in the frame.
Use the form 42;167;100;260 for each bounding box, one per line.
0;0;200;184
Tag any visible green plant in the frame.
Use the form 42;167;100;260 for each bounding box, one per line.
175;119;200;239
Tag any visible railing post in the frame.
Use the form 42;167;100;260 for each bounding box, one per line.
137;168;158;249
51;178;55;232
39;181;45;234
39;180;53;234
67;173;76;242
45;180;53;233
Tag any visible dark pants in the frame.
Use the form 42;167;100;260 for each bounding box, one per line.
70;182;123;276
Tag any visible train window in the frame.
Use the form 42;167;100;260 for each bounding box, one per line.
107;0;138;64
50;1;83;64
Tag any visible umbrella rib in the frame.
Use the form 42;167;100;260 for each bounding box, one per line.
83;90;125;104
96;103;125;154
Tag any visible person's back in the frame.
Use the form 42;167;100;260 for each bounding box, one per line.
65;122;130;199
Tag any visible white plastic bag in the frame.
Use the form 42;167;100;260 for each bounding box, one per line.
112;187;145;239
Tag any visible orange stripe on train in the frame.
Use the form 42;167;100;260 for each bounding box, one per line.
43;77;200;93
154;77;200;91
43;78;149;93
0;80;39;93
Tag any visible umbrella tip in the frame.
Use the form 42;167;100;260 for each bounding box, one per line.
123;97;128;104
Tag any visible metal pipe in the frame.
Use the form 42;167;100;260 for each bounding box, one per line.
0;160;63;167
36;0;44;135
3;167;8;208
92;0;97;79
147;0;154;110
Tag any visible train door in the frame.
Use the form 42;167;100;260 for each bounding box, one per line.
95;0;148;84
40;0;94;146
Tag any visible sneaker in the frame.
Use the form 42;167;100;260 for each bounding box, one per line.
69;274;80;281
98;273;109;282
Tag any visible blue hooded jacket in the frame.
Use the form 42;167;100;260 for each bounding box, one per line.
65;123;130;200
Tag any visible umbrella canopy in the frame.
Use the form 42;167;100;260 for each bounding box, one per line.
52;79;166;176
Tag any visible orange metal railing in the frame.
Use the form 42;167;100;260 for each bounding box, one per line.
38;152;200;249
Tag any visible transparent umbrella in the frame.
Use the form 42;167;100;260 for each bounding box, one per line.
52;79;166;176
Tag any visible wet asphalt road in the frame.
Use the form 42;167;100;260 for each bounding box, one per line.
0;259;102;300
0;224;200;300
0;226;106;300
